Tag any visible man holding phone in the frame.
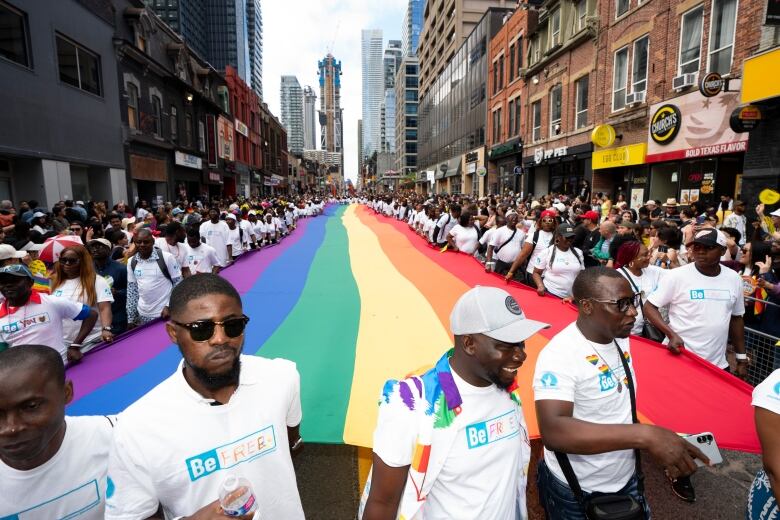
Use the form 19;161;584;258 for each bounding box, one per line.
534;268;709;519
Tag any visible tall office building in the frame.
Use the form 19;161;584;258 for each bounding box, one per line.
395;56;419;175
357;119;364;182
361;29;383;158
402;0;426;57
302;86;317;150
280;76;304;155
417;0;509;98
146;0;263;98
382;40;403;153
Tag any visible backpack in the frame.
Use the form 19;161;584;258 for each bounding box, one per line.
131;247;173;283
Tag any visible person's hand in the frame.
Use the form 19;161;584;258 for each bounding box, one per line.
757;203;765;217
756;255;772;274
758;278;775;292
183;499;254;520
67;346;83;363
666;333;684;354
537;287;546;297
644;425;709;480
562;296;574;305
85;227;95;241
504;270;514;280
101;329;114;343
735;360;749;380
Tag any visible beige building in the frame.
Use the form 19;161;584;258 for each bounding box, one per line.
418;0;513;98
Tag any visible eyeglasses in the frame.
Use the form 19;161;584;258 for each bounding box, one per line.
171;315;250;342
587;293;641;313
69;228;82;233
59;257;81;266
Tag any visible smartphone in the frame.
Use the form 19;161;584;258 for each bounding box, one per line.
657;245;669;253
683;432;723;467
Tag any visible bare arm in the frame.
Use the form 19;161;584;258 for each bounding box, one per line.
643;301;684;351
756;407;780;503
508;241;534;276
362;453;409;520
532;267;546;296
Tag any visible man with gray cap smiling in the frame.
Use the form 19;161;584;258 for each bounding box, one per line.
360;286;550;520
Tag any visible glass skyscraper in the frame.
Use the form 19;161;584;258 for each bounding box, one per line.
402;0;426;57
280;76;304;155
361;29;383;158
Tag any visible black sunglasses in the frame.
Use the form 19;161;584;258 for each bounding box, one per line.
59;257;81;266
587;293;641;313
171;315;250;342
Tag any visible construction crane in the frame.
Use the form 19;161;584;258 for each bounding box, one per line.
326;20;341;56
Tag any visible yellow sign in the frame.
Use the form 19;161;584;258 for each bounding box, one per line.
592;143;647;170
591;124;617;148
760;189;780;205
742;47;780;104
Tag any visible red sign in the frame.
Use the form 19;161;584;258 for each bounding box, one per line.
646;140;748;163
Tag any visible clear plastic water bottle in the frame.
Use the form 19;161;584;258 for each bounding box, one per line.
219;474;258;517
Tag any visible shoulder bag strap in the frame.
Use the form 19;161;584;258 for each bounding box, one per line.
614;340;644;494
620;267;645;309
553;451;587;505
494;229;517;253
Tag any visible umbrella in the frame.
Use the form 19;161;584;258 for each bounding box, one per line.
38;235;83;263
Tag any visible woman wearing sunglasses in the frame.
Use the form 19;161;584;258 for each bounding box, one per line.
51;245;114;353
531;223;584;298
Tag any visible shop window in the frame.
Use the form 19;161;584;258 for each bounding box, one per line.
679;6;703;75
708;0;737;75
170;105;178;141
151;95;162;137
0;1;31;68
575;75;589;129
612;47;628;111
532;101;542;142
56;34;101;96
127;83;139;130
550;85;562;136
632;36;649;94
616;0;630;17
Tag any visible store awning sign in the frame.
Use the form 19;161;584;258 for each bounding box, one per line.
650;105;681;145
592;143;647;170
534;146;568;164
174;151;202;170
591;124;616;148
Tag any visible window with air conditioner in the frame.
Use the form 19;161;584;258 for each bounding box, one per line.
550;84;562;136
532;101;542;142
632;36;649;95
612;47;629;111
575;75;589;129
679;6;703;75
708;0;737;75
550;9;561;47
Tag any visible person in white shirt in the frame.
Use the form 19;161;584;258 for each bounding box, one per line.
263;213;278;244
722;200;747;245
126;229;183;328
199;209;232;267
0;264;97;363
0;345;115;520
534;267;708;519
532;224;584;298
432;204;461;246
106;274;304;520
486;213;526;275
361;286;550;520
506;209;557;282
225;214;250;259
747;368;780;519
154;222;191;278
184;227;220;274
614;241;665;336
447;212;480;255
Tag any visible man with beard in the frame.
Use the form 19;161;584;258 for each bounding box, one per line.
0;345;115;519
534;268;708;518
106;274;304;519
360;286;550;520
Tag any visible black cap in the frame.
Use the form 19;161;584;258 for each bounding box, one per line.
557;223;576;238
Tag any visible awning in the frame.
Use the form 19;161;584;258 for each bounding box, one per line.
742;47;780;104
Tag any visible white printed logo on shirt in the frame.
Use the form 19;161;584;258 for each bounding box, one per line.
7;479;101;519
465;410;521;449
185;426;277;481
1;312;51;334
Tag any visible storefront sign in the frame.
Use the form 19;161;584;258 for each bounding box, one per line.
174;151;202;170
205;171;222;184
477;167;487;177
646;85;748;163
534;146;568;164
729;105;762;132
217;116;235;161
465;151;479;163
767;0;780;25
742;48;780;103
650;105;681;145
592;143;647;170
467;162;477;174
699;72;725;97
235;119;249;137
591;124;617;148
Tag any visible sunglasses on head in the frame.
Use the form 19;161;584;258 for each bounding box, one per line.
586;293;641;313
171;315;250;342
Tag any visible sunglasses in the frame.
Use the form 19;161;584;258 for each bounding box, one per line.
59;257;81;266
587;293;641;313
69;228;82;233
171;315;250;342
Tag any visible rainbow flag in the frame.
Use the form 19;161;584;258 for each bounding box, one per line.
66;205;760;452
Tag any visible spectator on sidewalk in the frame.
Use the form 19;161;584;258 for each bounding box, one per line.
591;221;616;265
126;229;182;328
723;200;748;246
89;238;128;334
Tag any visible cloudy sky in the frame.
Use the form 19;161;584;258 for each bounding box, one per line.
263;0;407;183
262;0;408;181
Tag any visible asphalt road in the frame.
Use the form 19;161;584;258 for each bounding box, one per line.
294;441;762;519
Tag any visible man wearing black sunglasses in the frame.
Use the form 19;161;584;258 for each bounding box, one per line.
534;267;708;519
106;274;304;520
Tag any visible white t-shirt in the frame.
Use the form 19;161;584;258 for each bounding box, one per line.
52;276;114;345
617;266;666;335
184;243;219;274
723;213;747;245
448;225;480;255
0;292;88;361
434;214;457;244
226;224;249;257
199;221;231;267
647;263;745;368
480;227;498;250
373;366;530;520
105;356;304;520
534;322;636;493
752;369;780;414
490;226;527;264
0;416;114;520
155;238;189;272
127;251;181;319
536;246;585;298
525;229;555;274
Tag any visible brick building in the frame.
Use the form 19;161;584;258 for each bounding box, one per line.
225;66;262;197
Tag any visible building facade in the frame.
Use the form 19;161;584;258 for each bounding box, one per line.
317;54;344;186
361;29;384;157
395;57;420;180
402;0;427;57
225;66;263;197
280;76;304;155
382;40;403;155
0;0;127;208
303;85;317;150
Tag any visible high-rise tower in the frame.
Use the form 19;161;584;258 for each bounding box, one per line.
318;54;343;155
280;76;304;155
302;86;317;150
361;29;383;159
382;40;403;154
402;0;426;57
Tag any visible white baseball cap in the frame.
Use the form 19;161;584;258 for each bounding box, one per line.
450;286;550;343
770;208;780;218
224;213;237;221
0;244;27;261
